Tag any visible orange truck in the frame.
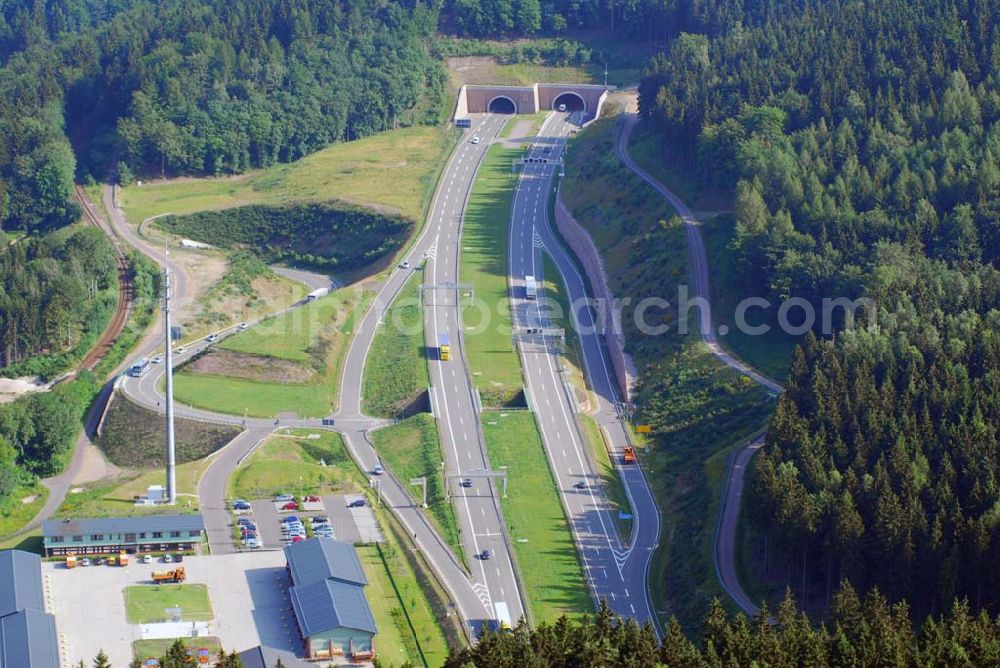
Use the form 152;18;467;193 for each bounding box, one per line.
623;446;636;464
152;566;186;583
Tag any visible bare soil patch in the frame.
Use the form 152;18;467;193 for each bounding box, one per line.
186;349;315;384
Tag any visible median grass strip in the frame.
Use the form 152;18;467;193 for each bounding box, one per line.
460;142;523;396
359;542;450;668
228;429;362;500
363;273;430;418
370;414;462;560
173;286;373;418
124;584;213;623
483;411;590;623
121;126;454;224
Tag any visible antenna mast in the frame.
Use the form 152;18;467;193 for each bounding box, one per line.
163;238;177;504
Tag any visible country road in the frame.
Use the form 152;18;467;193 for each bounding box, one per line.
616;112;785;616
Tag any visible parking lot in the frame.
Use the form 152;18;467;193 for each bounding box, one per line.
236;494;381;550
44;552;299;668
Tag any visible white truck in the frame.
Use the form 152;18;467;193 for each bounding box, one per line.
493;601;513;632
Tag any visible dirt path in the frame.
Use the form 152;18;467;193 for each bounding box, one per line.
616;112;784;617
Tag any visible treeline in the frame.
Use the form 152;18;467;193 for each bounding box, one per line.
446;588;1000;667
0;250;158;500
0;0;446;234
0;225;117;379
440;0;692;41
158;202;411;274
637;0;1000;616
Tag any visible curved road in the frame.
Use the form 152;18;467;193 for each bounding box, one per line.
117;115;519;638
616;112;784;616
510;112;661;630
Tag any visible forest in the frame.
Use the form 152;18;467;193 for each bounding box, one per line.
638;0;1000;617
444;587;1000;668
0;0;446;234
157;202;411;273
0;225;117;378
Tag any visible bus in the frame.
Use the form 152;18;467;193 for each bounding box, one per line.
128;358;150;377
493;601;513;632
524;275;537;300
439;334;451;361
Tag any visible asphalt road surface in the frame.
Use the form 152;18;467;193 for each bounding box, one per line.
616;113;785;617
509;112;661;631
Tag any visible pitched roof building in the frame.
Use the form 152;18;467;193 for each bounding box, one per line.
42;514;204;556
0;550;59;668
283;537;377;661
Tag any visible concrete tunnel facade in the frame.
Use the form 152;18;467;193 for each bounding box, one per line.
454;83;610;125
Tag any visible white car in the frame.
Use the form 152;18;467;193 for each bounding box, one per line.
400;260;410;269
151;355;163;364
142;554;152;564
175;347;186;355
557;103;567;112
163;554;172;563
206;333;219;343
373;464;384;475
238;322;249;330
470;136;480;144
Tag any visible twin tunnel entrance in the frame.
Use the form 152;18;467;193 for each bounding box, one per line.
487;91;586;115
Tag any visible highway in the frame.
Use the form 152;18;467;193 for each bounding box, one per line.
616;112;784;617
508;111;661;630
113;114;519;637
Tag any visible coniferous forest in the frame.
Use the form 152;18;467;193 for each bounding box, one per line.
639;0;1000;619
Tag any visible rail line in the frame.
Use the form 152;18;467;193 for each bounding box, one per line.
73;185;134;373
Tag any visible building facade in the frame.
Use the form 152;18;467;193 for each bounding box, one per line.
283;538;377;661
42;515;204;556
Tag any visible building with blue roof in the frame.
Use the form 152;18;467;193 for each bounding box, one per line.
283;537;376;661
0;550;59;668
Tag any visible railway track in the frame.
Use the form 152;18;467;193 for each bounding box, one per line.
73;185;134;373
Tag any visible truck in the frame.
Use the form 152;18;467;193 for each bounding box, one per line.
65;554;77;569
493;602;513;632
306;287;330;302
152;566;186;583
623;446;636;464
107;551;129;566
439;334;451;361
524;275;537;300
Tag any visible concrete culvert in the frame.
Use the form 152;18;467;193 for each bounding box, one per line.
488;96;517;114
553;92;585;113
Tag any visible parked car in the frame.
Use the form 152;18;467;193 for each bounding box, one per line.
80;557;91;567
237;517;256;526
281;501;298;510
174;554;184;563
274;493;294;502
163;554;173;563
348;499;366;508
303;495;320;503
310;515;329;525
291;535;305;543
281;515;300;523
142;554;153;564
479;549;493;560
233;500;251;510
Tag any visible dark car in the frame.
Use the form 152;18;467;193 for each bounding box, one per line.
479;549;493;560
173;554;184;563
573;481;588;490
348;499;366;508
459;479;473;488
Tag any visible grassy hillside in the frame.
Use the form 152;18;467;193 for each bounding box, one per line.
121;126;455;224
561;112;772;629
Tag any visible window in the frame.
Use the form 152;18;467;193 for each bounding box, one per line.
139;532;147;539
72;535;82;542
152;532;162;539
91;534;104;541
169;531;180;538
50;536;64;543
124;533;136;542
189;530;200;537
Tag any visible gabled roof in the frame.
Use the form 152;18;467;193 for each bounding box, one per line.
283;537;366;587
0;551;44;619
289;579;377;637
42;514;204;539
0;608;59;668
237;645;312;668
